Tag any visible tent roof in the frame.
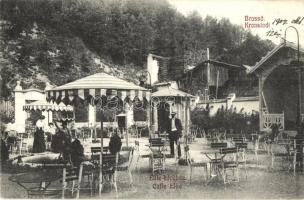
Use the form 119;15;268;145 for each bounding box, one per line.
152;87;194;97
47;73;147;91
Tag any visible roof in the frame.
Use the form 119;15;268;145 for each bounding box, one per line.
189;59;244;74
14;88;45;93
152;87;194;98
234;96;259;102
48;73;147;91
248;41;304;74
207;59;244;70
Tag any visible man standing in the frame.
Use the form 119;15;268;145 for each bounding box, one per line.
167;112;183;158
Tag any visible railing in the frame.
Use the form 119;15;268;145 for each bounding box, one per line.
261;113;284;131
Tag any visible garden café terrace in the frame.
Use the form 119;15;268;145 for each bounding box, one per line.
1;61;304;199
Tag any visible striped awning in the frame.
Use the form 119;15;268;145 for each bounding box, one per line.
23;100;74;111
46;73;150;106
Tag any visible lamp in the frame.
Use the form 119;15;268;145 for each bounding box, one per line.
136;69;152;137
284;26;304;172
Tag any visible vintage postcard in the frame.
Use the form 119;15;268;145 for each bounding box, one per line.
0;0;304;199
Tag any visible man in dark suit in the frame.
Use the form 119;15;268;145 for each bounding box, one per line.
167;112;183;158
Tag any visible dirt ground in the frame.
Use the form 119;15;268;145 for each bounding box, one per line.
1;138;304;199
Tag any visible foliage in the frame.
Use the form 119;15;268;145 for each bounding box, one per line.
0;0;274;99
191;104;259;134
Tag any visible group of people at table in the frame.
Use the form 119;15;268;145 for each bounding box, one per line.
1;115;123;168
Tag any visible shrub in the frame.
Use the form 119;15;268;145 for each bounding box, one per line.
191;105;259;135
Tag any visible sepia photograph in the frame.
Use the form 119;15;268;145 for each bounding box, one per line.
0;0;304;199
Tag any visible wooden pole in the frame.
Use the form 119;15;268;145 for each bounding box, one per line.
216;70;219;99
184;95;189;160
207;48;210;92
99;110;103;196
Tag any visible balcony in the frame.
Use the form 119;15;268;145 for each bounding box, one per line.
261;113;284;132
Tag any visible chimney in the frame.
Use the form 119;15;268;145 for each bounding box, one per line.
147;54;159;85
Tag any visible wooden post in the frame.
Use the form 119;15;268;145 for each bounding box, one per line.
99;111;103;196
184;95;189;160
216;70;219;99
207;48;210;91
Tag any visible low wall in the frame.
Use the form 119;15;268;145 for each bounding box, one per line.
196;96;259;116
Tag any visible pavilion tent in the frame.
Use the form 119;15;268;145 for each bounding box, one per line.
23;99;74;123
45;72;150;195
46;73;150;105
151;86;195;158
151;87;195;98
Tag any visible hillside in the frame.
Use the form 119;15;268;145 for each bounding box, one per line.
0;0;275;99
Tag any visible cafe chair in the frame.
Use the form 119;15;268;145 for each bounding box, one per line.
99;153;119;198
210;142;227;149
76;161;95;198
91;147;110;165
188;126;198;143
269;139;292;170
218;147;240;185
290;139;304;176
208;142;228;178
235;142;248;179
61;166;80;198
184;145;208;184
117;148;134;187
20;133;30;154
134;140;150;172
232;136;246;144
149;138;166;174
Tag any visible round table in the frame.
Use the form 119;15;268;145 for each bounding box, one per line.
201;148;222;184
9;169;61;197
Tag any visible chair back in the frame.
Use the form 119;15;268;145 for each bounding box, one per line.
62;166;79;183
91;147;110;162
292;138;304;154
220;147;238;155
149;138;164;147
235;142;248;150
102;154;118;173
91;147;109;154
232;136;245;143
210;142;227;149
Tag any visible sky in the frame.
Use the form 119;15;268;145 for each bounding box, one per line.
168;0;304;46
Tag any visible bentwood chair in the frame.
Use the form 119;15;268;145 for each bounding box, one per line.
91;147;110;165
290;138;304;176
269;138;292;170
76;161;96;198
219;147;240;185
99;153;119;198
235;142;248;179
61;166;80;198
184;145;208;184
134;140;150;172
149;138;166;174
117;149;134;187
